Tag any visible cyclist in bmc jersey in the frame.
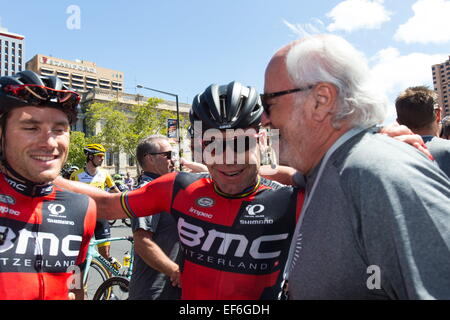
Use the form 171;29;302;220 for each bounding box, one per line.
0;71;96;300
70;143;119;260
57;81;304;299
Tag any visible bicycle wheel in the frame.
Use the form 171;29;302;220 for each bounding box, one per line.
93;277;130;300
84;259;111;300
123;219;131;227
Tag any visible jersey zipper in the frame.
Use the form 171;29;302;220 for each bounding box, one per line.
216;200;233;299
33;197;45;300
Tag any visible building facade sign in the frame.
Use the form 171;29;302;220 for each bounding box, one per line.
40;56;97;74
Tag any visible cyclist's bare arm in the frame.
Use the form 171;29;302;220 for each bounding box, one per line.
54;176;125;219
55;174;174;220
260;165;298;186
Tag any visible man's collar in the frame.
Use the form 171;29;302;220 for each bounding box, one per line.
142;171;161;180
2;173;53;197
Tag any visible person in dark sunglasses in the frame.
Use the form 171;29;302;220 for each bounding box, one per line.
129;134;181;300
0;71;96;300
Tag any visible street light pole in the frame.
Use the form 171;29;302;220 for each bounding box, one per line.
136;85;182;167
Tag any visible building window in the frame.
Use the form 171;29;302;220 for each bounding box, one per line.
72;74;84;80
106;152;119;167
128;155;135;167
57;71;70;78
106;152;114;167
72;79;84;85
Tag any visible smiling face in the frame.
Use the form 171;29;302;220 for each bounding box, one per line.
1;106;70;184
205;130;261;195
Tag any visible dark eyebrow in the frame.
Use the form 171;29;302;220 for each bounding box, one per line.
19;119;70;127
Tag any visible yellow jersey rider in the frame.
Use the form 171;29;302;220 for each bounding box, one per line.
70;144;120;259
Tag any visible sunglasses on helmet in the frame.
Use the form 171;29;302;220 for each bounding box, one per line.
3;84;80;109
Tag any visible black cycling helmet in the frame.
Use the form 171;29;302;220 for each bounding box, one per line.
0;70;80;124
190;81;263;131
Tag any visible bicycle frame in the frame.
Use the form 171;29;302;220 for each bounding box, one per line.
82;236;134;284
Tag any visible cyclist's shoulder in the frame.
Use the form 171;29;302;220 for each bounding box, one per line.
174;171;210;186
53;184;93;203
70;168;85;180
98;168;112;178
260;176;295;192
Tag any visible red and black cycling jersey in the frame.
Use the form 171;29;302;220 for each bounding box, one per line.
0;173;96;300
121;172;304;300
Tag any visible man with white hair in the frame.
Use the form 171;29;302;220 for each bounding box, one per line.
261;34;450;299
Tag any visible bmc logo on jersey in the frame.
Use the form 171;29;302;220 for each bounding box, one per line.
6;178;26;192
0;226;82;257
177;217;288;259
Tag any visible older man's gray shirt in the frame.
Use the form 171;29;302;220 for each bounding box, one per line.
422;135;450;178
288;131;450;300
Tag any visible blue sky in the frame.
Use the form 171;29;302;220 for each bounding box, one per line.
1;0;450;122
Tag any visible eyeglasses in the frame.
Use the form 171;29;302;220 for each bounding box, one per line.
3;84;80;109
202;134;260;154
148;151;174;160
260;85;314;115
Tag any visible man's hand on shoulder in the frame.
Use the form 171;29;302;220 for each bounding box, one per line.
379;123;434;160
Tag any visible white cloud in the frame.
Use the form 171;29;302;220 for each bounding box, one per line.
394;0;450;44
0;17;6;32
283;18;325;38
369;48;447;122
327;0;392;32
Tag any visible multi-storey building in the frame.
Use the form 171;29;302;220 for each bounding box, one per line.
0;27;25;77
26;54;124;92
432;56;450;117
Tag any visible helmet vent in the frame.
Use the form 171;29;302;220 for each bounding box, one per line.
219;96;227;123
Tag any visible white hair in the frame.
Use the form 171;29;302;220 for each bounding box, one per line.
285;34;387;129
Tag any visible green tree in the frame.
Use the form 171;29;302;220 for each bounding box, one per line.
85;100;129;156
83;98;189;172
65;130;87;169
